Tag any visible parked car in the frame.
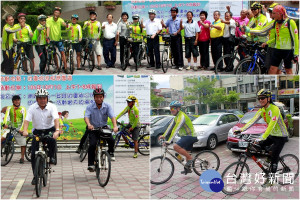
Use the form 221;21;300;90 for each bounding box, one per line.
174;113;240;150
227;108;290;152
150;115;197;146
151;115;170;127
210;109;244;116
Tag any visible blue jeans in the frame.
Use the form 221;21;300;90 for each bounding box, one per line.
64;123;70;132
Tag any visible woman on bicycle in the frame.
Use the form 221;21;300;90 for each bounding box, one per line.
235;89;288;187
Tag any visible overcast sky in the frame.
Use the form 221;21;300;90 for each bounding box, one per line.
152;75;170;89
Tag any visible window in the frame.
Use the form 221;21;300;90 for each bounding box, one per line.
232;86;237;92
246;84;250;93
295;81;299;88
287;80;294;88
271;81;275;91
219;115;229;124
258;82;263;89
264;83;269;90
240;84;244;93
280;81;286;89
251;83;255;92
227;114;239;123
227;87;231;93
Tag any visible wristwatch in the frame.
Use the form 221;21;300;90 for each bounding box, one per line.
56;129;60;131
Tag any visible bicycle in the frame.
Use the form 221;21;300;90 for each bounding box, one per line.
25;134;33;162
80;38;96;72
120;36;133;71
1;126;19;166
114;122;150;156
14;42;34;74
45;42;62;74
214;38;247;74
222;132;299;195
91;127;112;187
79;136;89;162
63;40;77;75
33;133;57;197
151;139;220;184
234;42;267;74
160;34;175;73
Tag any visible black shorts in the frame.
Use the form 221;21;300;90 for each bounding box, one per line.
271;49;293;69
72;43;82;53
17;43;34;59
176;136;198;151
125;124;140;141
185;37;199;58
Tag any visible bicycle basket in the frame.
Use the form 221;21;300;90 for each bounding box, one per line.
98;129;112;139
162;35;171;42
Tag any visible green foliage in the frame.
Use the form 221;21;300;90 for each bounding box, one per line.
25;15;39;32
151;94;165;108
286;114;294;128
103;1;117;6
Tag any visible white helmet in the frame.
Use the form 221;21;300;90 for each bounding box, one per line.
148;9;156;14
35;88;49;97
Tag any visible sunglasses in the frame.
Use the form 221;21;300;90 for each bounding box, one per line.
251;9;258;11
170;107;177;111
257;97;267;101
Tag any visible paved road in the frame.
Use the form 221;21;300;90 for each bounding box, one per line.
1;151;149;199
151;137;299;199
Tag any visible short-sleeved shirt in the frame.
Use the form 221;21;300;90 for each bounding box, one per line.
67;23;82;43
232;16;249;37
2;24;21;50
117;20;130;37
223;19;236;38
83;20;101;39
26;102;59;130
102;22;118;39
210;19;225;38
182;20;200;37
84;102;115;127
46;17;65;41
197;20;211;42
144;19;162;35
165;17;181;34
15;24;33;43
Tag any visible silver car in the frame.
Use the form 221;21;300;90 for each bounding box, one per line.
174;113;239;150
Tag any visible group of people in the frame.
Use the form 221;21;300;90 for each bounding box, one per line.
1;88;141;185
1;2;298;74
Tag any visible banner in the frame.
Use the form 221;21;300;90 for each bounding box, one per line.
1;75;150;140
123;0;248;23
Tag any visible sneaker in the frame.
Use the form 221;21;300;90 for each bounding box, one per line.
121;143;130;148
181;168;192;174
184;160;193;169
261;178;273;188
171;65;177;69
133;152;138;158
178;66;183;71
193;66;198;71
19;158;24;164
186;66;191;70
97;65;102;70
63;68;70;74
110;154;115;161
76;146;81;154
154;68;160;73
87;165;95;172
31;177;36;185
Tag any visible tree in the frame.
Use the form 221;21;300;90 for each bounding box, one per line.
150;76;165;109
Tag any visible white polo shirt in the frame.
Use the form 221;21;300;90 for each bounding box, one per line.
26;102;59;130
102;22;118;39
144;18;162;35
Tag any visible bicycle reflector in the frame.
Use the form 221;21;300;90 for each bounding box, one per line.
36;136;40;141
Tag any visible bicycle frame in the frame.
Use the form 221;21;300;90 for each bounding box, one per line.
159;145;186;167
115;128;136;147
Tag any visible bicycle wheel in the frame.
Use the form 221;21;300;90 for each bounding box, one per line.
193;150;220;176
25;136;32;162
80;137;89;162
114;134;121;150
138;134;150;156
34;155;44;197
136;47;144;69
1;141;14;166
88;50;95;72
80;50;87;68
96;151;111;187
47;52;61;74
151;156;174;184
296;61;299;74
234;58;262;74
17;57;33;74
53;145;57;165
161;49;169;73
43;159;49;187
69;50;74;74
277;154;299;185
121;47;128;71
55;52;63;74
215;54;239;74
222;161;250;195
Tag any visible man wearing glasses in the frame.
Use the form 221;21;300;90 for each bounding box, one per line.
235;89;289;188
159;101;197;174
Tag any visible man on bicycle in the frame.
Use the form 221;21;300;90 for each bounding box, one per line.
83;11;102;70
3;95;27;164
159;101;198;173
66;14;83;70
22;89;60;185
116;95;140;158
32;14;47;74
161;7;184;71
235;89;289;187
85;88;118;172
15;13;35;73
46;7;69;74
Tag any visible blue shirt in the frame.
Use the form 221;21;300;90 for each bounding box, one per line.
84;102;115;127
182;20;200;37
165;17;181;34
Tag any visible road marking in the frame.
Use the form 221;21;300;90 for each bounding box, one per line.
1;180;13;182
10;179;25;199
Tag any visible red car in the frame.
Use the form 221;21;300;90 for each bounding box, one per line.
227;108;289;152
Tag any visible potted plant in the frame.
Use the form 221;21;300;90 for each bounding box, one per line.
103;1;117;10
85;3;96;11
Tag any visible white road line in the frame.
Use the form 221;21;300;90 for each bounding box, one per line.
10;179;25;199
1;180;13;182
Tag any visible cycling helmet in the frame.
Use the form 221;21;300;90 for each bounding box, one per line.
93;88;105;96
18;13;26;19
169;101;182;108
148;9;156;15
35;89;49;97
12;95;21;101
38;14;47;20
257;89;272;97
90;11;97;16
54;7;62;13
71;14;79;20
126;95;137;102
251;2;262;10
170;7;179;13
132;14;140;20
121;12;129;18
